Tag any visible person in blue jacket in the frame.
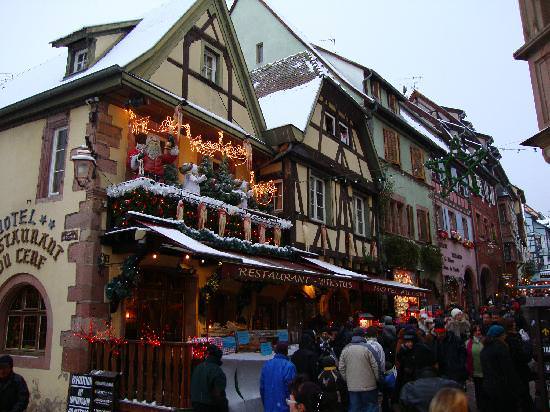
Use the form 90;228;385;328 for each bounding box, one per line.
260;342;297;412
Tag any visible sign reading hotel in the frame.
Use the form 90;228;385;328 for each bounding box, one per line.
223;263;356;289
362;282;428;298
0;208;66;275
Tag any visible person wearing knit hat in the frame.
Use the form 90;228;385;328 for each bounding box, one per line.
395;326;418;401
486;325;505;338
0;354;30;412
447;308;471;341
481;321;521;411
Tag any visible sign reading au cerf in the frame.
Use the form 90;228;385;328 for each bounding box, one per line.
223;263;356;289
0;208;66;275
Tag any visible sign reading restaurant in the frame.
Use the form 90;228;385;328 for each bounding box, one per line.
0;208;65;275
222;263;356;289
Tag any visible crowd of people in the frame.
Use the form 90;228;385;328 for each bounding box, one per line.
190;299;536;412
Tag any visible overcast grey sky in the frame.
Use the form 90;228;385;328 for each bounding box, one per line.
1;0;547;213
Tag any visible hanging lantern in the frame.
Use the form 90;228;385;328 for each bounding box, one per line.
71;145;96;188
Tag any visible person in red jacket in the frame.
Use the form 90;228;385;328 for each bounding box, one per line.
128;133;179;180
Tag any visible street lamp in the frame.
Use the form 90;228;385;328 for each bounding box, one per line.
71;142;97;188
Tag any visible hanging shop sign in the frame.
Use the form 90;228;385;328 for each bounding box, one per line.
362;282;428;298
0;208;66;275
222;263;356;289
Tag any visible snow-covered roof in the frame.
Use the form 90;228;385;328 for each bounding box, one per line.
304;257;368;280
0;0;196;111
400;107;448;152
254;0;373;105
258;78;321;131
143;221;241;261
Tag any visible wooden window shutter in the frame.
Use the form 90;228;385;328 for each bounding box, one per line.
383;129;390;160
417;209;425;242
410;147;425;179
407;205;415;239
383;129;399;165
426;211;432;242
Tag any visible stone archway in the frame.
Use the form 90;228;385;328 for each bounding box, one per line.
480;267;492;304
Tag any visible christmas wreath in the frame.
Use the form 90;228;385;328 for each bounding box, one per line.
105;254;143;312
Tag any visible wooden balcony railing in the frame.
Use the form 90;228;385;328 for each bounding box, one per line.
89;341;193;408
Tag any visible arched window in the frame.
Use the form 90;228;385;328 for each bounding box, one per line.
4;286;47;352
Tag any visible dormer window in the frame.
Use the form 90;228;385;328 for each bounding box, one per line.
73;49;88;73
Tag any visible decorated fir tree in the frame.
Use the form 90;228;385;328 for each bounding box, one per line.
198;156;241;205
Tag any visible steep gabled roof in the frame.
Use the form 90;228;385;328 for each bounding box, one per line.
312;44;406;102
230;0;373;106
250;51;325;131
0;0;198;110
1;0;265;138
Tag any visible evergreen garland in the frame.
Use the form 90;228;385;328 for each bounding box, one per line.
383;235;420;270
236;281;265;315
105;254;143;311
420;244;443;280
176;222;296;259
198;269;222;317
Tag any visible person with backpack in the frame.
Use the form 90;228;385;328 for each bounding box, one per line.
317;356;347;411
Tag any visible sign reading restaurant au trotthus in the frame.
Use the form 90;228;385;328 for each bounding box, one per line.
0;208;66;275
222;262;357;289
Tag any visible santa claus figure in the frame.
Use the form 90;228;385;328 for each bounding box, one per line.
128;134;179;181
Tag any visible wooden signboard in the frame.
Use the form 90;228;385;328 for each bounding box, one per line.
67;375;93;412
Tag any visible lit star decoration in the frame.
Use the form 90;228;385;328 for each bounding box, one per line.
425;136;488;198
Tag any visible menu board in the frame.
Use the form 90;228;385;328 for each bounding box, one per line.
91;371;119;412
67;375;92;412
66;371;119;412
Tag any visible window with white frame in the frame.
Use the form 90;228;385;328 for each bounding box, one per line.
48;127;68;196
309;176;326;223
324;112;335;136
202;48;218;83
339;122;349;145
73;49;88;73
354;196;368;236
272;180;283;211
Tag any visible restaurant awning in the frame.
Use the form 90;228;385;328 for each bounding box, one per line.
109;212;430;295
221;254;359;290
141;222;242;262
362;278;430;298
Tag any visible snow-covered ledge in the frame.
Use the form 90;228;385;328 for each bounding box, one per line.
107;178;292;230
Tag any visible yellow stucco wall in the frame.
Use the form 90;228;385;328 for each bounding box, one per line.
147;11;257;137
0;106;88;409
